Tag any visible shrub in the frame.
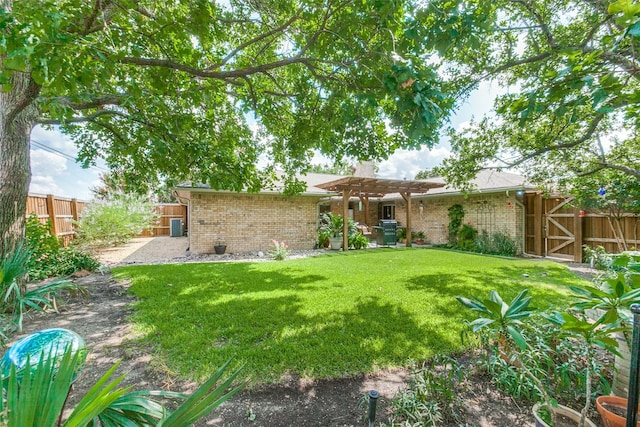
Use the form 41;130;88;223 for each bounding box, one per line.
386;356;467;426
269;240;290;261
25;214;61;265
76;194;159;246
24;214;99;280
0;243;82;334
349;233;369;250
582;245;611;269
474;230;520;257
456;224;477;251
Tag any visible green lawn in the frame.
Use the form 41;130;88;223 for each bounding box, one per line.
113;248;587;384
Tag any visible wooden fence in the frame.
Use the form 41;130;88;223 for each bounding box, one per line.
26;193;88;246
26;194;187;244
524;192;640;262
140;204;187;237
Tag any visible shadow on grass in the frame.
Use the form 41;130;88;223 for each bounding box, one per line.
115;251;587;384
120;263;461;383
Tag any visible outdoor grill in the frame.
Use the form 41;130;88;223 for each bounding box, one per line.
374;219;397;246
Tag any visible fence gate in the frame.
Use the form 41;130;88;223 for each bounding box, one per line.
544;197;579;260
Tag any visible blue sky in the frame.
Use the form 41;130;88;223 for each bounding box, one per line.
29;82;498;201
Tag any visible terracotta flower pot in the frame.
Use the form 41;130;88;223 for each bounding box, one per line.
532;403;596;427
596;395;640;427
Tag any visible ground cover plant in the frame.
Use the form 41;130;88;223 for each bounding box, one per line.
113;249;586;385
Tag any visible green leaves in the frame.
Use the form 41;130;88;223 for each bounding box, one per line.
1;343;245;426
456;289;533;350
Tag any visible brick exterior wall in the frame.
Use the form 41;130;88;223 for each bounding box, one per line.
325;192;525;248
394;192;524;246
189;192;320;254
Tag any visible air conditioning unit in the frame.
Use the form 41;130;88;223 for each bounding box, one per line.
170;218;184;237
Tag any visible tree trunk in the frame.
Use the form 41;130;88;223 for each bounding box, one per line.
0;25;40;258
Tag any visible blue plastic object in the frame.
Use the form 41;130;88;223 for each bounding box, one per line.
0;328;87;382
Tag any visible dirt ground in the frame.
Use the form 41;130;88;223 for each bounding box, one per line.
10;238;600;426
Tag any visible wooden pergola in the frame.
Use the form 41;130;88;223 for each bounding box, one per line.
316;177;445;249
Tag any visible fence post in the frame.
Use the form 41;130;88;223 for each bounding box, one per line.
573;207;583;263
46;194;58;236
71;198;79;221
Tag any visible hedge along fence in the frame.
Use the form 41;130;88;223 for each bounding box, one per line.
26;193;87;246
26;193;187;244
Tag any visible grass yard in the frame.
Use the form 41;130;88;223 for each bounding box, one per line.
113;248;587;385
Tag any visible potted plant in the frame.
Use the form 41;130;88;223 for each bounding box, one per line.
414;231;426;245
397;227;407;244
596;395;640;427
457;290;604;427
214;238;227;255
319;213;356;250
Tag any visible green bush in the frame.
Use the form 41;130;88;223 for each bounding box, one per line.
474;230;520;257
349;233;369;250
386;356;467;426
582;245;611;269
456;224;477;251
77;194;159;246
24;214;99;280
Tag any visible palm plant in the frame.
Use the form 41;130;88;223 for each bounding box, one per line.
1;242;82;333
318;213;356;238
456;290;558;424
0;345;245;426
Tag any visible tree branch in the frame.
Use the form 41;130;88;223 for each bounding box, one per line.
506;114;605;168
41;94;125;110
117;55;314;79
211;7;304;69
509;0;558;49
37;109;122;125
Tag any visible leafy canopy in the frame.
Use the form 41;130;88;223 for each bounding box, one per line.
1;0;460;194
423;0;640;191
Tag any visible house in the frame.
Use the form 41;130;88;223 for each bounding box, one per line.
173;169;534;255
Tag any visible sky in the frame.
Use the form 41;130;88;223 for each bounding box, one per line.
28;82;499;201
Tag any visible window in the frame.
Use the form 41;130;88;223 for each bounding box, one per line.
382;204;395;219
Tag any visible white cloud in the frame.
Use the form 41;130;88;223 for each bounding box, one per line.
378;145;451;180
29;175;65;196
31;125;78;155
31;150;68;175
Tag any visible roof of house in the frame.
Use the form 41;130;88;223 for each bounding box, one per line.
174;169;533;199
174;172;345;197
412;169;534;197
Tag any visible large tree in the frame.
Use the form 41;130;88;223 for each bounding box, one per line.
423;0;640;191
0;0;458;256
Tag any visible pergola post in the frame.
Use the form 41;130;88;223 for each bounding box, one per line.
360;194;370;225
401;192;412;248
342;189;352;250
